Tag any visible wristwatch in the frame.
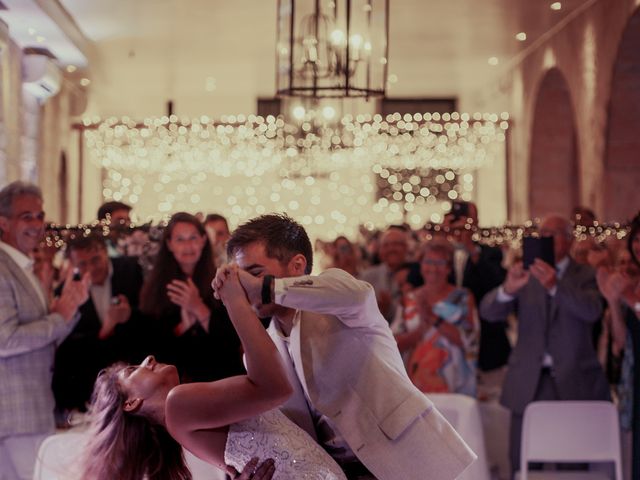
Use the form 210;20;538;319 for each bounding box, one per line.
262;275;275;305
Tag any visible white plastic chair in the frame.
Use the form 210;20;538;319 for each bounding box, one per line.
33;431;86;480
33;430;226;480
517;401;623;480
428;393;491;480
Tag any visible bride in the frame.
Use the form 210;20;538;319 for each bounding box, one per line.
80;265;346;480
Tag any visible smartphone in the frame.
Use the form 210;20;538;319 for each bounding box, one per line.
522;236;555;269
72;268;81;281
450;201;470;220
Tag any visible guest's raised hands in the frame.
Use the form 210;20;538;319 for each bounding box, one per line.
503;261;530;295
529;258;557;291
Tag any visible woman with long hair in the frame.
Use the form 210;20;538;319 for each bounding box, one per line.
140;212;244;382
81;265;346;480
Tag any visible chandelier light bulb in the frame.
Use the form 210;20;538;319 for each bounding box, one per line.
330;29;346;46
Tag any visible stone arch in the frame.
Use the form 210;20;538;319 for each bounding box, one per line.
528;68;578;220
604;7;640;223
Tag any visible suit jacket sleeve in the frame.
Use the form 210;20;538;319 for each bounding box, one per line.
479;286;516;322
0;268;73;358
274;268;383;329
554;266;603;323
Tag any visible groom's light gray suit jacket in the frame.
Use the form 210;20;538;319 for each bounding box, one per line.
267;268;476;480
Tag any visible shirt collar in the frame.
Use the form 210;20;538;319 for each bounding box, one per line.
556;256;570;277
0;240;33;271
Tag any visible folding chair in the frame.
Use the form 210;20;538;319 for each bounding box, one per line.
429;393;491;480
517;401;622;480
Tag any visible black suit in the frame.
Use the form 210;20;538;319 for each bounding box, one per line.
453;244;511;371
52;256;146;412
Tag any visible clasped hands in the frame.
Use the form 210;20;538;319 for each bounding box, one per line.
212;263;261;307
504;258;557;295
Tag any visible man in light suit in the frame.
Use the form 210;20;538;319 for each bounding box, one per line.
222;214;476;480
479;214;610;474
0;181;89;480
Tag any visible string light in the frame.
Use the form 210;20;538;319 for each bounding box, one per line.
80;112;509;239
44;219;633;250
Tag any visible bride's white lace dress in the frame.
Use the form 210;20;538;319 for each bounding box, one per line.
224;409;347;480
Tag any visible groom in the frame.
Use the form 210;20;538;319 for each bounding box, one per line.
220;214;475;480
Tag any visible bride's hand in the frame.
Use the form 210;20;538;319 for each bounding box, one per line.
231;457;276;479
213;264;247;305
212;263;234;300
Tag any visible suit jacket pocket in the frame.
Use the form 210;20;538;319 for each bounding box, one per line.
378;393;431;440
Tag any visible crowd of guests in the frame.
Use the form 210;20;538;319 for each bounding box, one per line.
1;177;640;479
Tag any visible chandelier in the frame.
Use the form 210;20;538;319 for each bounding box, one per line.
276;0;389;98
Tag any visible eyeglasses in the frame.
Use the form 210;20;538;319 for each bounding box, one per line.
421;259;449;267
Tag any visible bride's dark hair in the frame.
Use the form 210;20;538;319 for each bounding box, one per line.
80;363;191;480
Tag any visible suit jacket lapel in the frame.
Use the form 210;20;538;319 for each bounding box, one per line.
0;250;47;312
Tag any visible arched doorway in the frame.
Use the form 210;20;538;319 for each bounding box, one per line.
604;7;640;223
528;68;578;220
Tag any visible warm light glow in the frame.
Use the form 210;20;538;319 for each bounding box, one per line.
83;112;508;238
66;65;77;73
515;32;527;41
550;2;562;10
322;106;336;120
488;57;499;66
330;29;346;46
80;78;91;86
292;105;306;120
205;77;217;92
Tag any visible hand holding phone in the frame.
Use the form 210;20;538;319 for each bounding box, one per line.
522;236;555;270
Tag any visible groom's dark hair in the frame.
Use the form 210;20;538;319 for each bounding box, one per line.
227;213;313;274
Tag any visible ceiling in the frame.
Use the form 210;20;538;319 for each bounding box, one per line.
3;0;594;117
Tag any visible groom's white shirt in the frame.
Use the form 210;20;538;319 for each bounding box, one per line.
267;268;476;480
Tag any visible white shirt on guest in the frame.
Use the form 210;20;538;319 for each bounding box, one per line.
89;262;113;324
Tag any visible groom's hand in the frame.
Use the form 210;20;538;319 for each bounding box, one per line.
232;457;275;479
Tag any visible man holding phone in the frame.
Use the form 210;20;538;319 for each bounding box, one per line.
479;214;609;475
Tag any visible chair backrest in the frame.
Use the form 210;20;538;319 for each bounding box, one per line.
33;431;227;480
428;393;491;480
33;431;87;480
520;401;622;480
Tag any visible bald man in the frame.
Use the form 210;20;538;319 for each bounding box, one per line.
479;214;610;475
359;226;411;323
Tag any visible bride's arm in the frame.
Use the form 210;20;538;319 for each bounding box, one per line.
166;266;292;438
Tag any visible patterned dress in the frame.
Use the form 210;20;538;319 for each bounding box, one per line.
225;409;347;480
393;287;478;396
